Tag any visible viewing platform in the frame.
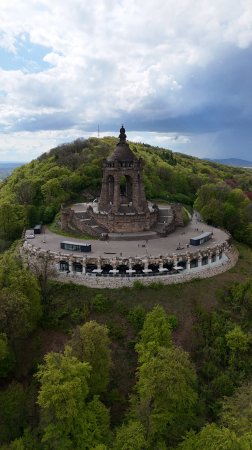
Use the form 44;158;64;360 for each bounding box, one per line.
21;212;237;289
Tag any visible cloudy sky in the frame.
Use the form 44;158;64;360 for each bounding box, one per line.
0;0;252;162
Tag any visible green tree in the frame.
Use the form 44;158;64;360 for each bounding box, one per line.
127;305;146;331
228;188;249;209
177;424;251;450
0;427;40;450
15;180;36;205
0;333;15;377
194;183;229;211
0;249;41;341
245;223;252;247
0;382;26;444
200;198;225;226
113;421;147;450
41;179;66;206
36;347;110;449
134;346;198;448
135;305;172;363
0;289;38;341
223;202;241;234
225;325;250;373
70;321;112;396
220;381;252;435
26;252;57;306
0;204;25;241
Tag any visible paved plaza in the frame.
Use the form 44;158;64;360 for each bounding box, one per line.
31;212;229;259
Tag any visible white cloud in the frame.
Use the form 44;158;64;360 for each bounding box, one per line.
0;0;252;160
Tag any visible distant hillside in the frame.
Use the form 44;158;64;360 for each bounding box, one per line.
0;162;24;179
208;158;252;167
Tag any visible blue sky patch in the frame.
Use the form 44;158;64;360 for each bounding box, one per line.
0;32;52;73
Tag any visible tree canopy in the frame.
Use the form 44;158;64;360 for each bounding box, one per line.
70;320;112;396
36;346;110;450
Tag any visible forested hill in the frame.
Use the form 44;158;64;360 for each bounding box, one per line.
0;136;252;248
1;138;252;450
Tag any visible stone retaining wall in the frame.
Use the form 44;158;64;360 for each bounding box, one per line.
21;241;238;289
54;247;238;288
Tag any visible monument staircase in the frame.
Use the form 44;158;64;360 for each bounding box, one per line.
153;207;175;236
71;211;107;237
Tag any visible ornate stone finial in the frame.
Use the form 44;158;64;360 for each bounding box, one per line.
119;124;126;143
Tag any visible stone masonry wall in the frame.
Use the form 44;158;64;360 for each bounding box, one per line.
21;241;238;290
55;247;238;289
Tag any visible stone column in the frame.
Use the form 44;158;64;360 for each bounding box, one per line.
143;258;149;271
68;258;73;274
108;176;114;204
97;257;102;271
198;254;202;267
138;177;147;211
111;257;117;269
159;260;164;271
98;165;109;210
173;254;177;267
113;174;121;212
186;256;190;270
132;172;140;211
82;258;86;275
55;258;60;272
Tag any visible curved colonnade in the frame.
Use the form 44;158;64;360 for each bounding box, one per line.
21;239;237;288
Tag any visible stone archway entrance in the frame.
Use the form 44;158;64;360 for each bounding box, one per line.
119;175;133;204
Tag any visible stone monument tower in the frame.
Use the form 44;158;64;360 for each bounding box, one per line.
98;125;148;214
62;125;182;236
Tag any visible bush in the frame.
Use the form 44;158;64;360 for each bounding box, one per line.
133;280;145;290
167;314;179;330
127;306;146;331
149;281;164;290
107;321;125;340
70;308;84;324
91;294;111;313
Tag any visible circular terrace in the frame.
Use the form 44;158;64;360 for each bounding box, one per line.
21;212;236;288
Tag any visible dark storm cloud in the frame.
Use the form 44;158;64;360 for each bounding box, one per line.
98;45;252;158
12;113;77;132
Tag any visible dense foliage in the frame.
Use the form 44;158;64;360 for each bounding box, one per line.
194;184;252;245
0;243;251;448
0;137;252;448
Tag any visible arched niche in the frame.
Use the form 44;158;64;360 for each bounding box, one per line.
119;175;133;203
73;262;83;273
60;260;69;272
